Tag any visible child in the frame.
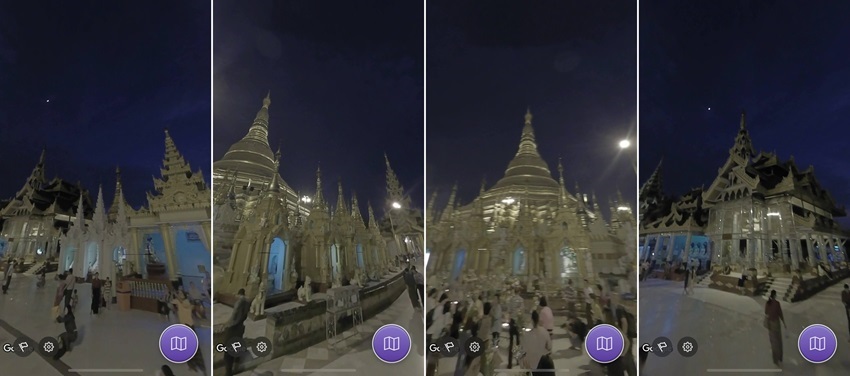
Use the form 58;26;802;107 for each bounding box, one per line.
70;289;79;311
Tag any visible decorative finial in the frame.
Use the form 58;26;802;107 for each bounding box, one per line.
525;107;532;125
263;91;271;108
740;110;746;130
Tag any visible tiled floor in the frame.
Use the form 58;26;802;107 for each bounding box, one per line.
0;272;212;376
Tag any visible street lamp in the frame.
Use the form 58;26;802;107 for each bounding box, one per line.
301;196;312;203
387;201;402;266
618;139;637;174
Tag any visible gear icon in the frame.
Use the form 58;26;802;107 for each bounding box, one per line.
256;341;268;353
682;341;693;353
43;342;54;352
469;341;480;352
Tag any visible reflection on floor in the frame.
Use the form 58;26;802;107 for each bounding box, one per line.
240;272;425;375
640;277;850;375
0;273;212;376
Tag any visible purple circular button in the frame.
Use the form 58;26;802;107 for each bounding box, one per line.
585;324;626;364
372;324;412;364
797;324;837;364
159;324;199;363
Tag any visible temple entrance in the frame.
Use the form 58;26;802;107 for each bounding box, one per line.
175;229;210;289
356;244;365;268
85;242;98;273
330;244;340;281
451;249;466;280
267;237;285;292
560;246;579;279
512;247;526;275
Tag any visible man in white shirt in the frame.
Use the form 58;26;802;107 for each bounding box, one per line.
64;268;76;309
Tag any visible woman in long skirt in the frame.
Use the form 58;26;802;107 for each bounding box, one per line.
764;290;786;366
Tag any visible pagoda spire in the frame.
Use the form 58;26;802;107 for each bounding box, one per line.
244;92;272;144
731;111;754;159
335;179;347;216
367;201;378;229
558;158;567;205
517;108;540;157
108;166;129;217
640;159;663;198
268;150;282;193
385;153;405;205
93;185;107;235
313;164;326;209
74;192;86;229
351;192;365;226
479;176;487;195
22;148;47;192
443;183;458;220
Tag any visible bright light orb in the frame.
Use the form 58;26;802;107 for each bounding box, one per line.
392;202;401;209
619;139;631;149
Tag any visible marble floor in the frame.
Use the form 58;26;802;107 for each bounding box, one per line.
640;277;850;375
238;262;426;375
0;273;212;376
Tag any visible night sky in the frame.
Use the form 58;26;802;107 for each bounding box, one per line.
427;1;637;215
0;1;210;210
641;1;850;224
213;0;424;213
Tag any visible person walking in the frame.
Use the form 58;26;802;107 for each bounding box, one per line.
64;268;76;310
683;263;691;295
764;290;787;367
2;259;13;294
521;310;554;376
688;265;697;294
91;273;102;314
538;297;554;337
842;284;850;340
563;279;577;316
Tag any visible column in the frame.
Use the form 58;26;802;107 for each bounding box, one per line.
682;232;693;265
788;234;799;270
130;228;141;276
641;236;652;261
652;235;663;263
200;221;211;250
820;235;832;270
665;234;676;262
805;235;815;266
158;224;178;280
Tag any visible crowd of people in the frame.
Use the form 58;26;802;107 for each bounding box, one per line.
425;276;637;376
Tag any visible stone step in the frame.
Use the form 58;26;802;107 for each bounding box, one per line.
761;277;793;301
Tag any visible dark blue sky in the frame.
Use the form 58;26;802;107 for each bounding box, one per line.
213;0;424;212
427;0;637;213
640;1;850;223
0;1;210;209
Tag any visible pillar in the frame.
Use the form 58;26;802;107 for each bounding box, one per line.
130;228;141;276
665;235;675;262
805;235;815;266
641;236;652;261
788;233;800;270
682;232;693;265
652;235;663;263
158;224;178;280
818;235;829;267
